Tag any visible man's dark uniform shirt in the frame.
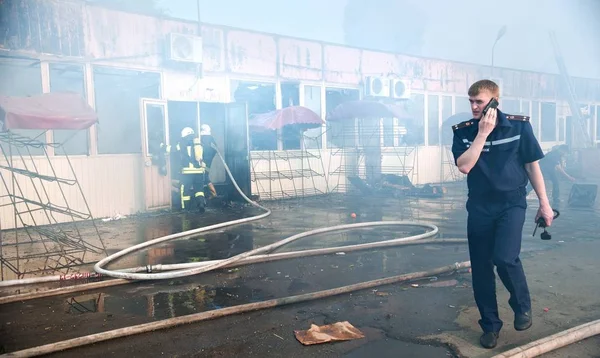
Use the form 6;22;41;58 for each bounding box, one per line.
452;110;545;197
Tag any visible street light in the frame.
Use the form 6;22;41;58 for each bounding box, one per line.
491;25;507;68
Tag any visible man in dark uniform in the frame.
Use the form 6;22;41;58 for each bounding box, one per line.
452;80;555;349
526;144;575;205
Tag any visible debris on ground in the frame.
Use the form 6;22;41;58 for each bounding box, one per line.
423;279;459;288
374;291;389;297
101;213;126;222
294;321;365;345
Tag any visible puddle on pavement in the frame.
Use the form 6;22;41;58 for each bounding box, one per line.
63;283;266;320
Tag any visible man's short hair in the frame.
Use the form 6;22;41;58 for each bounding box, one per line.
468;80;500;97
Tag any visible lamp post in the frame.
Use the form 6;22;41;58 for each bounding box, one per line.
196;0;201;32
491;25;507;68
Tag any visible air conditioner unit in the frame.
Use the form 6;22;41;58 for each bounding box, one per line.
364;77;391;97
167;33;203;64
390;79;411;99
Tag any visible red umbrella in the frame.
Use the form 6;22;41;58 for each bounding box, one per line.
249;106;324;131
327;100;412;121
0;92;98;131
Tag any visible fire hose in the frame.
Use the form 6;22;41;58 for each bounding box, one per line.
0;147;598;357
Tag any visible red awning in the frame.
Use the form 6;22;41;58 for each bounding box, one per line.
0;92;98;131
250;106;324;131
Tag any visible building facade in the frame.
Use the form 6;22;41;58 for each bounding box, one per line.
1;0;599;229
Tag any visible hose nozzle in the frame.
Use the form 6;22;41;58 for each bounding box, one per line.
532;209;560;240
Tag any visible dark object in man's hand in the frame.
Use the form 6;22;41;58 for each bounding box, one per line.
532;209;560;240
482;98;499;117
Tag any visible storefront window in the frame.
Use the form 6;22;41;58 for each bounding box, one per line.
427;95;439;145
541;102;557;142
50;63;89;156
93;66;161;154
231;80;276;151
302;85;323;149
325;88;359;148
0;58;45;155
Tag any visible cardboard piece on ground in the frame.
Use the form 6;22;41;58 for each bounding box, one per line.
294;321;365;346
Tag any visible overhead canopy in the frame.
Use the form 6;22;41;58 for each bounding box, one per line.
0;92;98;131
327;100;412;121
249;106;324;131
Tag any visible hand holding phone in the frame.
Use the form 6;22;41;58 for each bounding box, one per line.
482;98;499;117
478;98;498;136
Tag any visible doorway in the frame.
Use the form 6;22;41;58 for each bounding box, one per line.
161;100;250;208
198;102;252;202
199;103;227;184
168;101;199;145
167;101;199;210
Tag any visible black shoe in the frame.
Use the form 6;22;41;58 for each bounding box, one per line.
514;311;532;331
480;332;499;349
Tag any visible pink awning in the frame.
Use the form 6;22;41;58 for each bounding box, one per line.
250;106;324;131
0;92;98;131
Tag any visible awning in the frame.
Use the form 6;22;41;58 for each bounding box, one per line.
250;106;324;131
0;92;98;131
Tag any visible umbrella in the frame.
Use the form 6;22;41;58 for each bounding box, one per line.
327;100;412;121
249;106;324;131
0;92;98;131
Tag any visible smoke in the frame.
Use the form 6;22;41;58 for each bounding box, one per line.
415;0;600;79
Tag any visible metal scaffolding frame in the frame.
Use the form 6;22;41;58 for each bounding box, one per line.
250;132;329;200
0;131;107;280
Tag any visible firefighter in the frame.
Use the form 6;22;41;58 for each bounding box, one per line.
161;127;206;213
200;124;218;199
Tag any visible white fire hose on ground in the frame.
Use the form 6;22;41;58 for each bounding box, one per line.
0;147;598;358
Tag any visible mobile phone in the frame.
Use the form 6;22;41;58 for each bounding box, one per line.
482;98;499;116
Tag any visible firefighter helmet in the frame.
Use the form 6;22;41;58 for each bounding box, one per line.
181;127;195;138
200;124;211;136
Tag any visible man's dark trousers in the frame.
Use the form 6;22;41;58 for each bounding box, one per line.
467;189;531;333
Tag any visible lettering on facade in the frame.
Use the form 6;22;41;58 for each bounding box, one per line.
164;72;228;102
